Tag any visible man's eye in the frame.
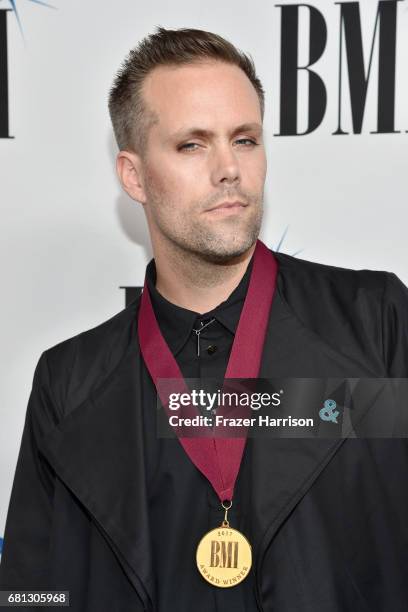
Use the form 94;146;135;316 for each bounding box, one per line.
178;139;258;152
235;138;258;146
179;143;199;151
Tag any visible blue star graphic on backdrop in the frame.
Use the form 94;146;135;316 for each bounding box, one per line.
274;225;304;257
5;0;56;40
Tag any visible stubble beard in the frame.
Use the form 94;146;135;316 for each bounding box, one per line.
146;188;264;265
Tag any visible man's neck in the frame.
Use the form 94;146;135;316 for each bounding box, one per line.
153;242;256;314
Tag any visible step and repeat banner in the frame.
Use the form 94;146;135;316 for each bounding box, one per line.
1;0;407;553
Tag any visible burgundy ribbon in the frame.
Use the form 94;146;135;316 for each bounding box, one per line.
138;239;278;502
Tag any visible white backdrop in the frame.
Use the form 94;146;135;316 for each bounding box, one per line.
1;0;407;548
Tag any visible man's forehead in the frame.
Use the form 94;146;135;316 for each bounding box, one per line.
141;62;263;142
142;61;261;113
165;122;263;141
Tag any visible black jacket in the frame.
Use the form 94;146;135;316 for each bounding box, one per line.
1;249;407;611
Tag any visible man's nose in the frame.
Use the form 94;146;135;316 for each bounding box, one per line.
210;145;241;185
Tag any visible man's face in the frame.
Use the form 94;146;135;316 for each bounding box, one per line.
137;60;266;262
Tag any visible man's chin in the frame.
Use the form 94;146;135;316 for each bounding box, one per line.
190;234;258;264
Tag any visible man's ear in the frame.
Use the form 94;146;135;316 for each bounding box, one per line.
116;150;147;204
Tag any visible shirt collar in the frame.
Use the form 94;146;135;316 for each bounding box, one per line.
144;254;254;356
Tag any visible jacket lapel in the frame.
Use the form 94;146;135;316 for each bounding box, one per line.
39;340;156;610
251;281;381;602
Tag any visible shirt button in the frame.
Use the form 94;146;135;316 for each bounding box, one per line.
207;345;218;355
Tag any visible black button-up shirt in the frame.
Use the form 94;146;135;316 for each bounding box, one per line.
145;255;253;379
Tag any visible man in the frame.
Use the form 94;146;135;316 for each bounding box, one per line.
1;26;407;612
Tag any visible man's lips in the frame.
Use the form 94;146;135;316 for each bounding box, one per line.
205;201;247;212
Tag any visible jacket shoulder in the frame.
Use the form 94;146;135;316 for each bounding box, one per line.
273;250;389;291
40;297;141;419
272;250;398;373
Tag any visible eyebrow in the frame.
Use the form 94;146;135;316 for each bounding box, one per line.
168;122;263;142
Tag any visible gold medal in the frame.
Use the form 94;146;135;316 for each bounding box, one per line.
196;501;252;588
